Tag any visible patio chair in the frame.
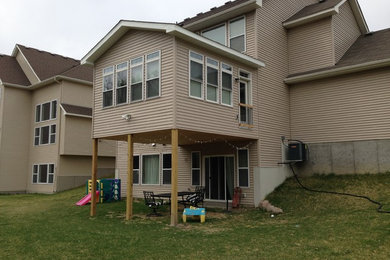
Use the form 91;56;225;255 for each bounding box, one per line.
185;186;205;207
143;191;163;216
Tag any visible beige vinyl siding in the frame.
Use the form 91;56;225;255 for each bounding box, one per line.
288;17;335;75
256;0;317;166
26;83;60;193
333;1;361;63
93;31;175;138
61;81;92;108
245;11;256;58
116;140;257;206
0;87;31;192
175;39;258;140
59;115;115;156
290;68;390;143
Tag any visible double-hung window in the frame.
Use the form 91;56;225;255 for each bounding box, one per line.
116;62;128;105
130;57;143;102
221;63;233;106
133;155;140;184
36;100;57;122
103;66;114;107
206;58;219;103
229;17;246;52
146;51;160;99
191;152;201;186
237;149;249;187
189;51;203;99
32;163;54;184
162;153;172;185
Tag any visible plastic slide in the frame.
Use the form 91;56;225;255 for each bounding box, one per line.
76;191;99;206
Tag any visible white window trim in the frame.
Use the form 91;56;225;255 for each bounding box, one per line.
32;163;55;185
162;152;172;185
189;50;204;100
221;63;233;107
145;50;161;100
115;61;129;106
239;69;252;105
191;151;201;186
205;57;220;104
228;15;246;53
34;124;56;146
201;23;227;46
141;153;161;185
35;99;57;123
132;154;140;185
130;56;144;103
237;149;250;188
102;66;114;108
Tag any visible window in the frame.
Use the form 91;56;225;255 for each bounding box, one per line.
142;154;160;185
36;100;57;122
162;153;172;185
146;51;160;99
191;152;201;186
239;71;253;126
32;163;54;184
238;149;249;187
103;66;114;107
206;58;219;103
34;124;56;146
202;24;226;45
130;57;143;102
221;63;233;106
229;17;246;52
189;51;203;99
133;155;140;184
116;62;128;105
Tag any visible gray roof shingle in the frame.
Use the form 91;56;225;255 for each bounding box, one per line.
0;54;31;86
61;103;92;117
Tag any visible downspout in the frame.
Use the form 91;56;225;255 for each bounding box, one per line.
54;77;63;193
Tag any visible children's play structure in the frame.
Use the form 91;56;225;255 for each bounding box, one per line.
182;206;206;223
76;179;121;206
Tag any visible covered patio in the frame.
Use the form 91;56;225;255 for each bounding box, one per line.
89;129;255;226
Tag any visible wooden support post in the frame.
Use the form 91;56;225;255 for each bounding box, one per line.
126;134;134;220
90;138;98;217
171;129;179;226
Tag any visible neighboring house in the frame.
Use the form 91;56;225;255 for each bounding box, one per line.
80;0;390;213
0;45;116;194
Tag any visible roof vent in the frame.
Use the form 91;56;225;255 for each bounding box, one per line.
319;0;327;3
365;32;374;36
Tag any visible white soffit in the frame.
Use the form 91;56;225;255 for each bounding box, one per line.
81;20;265;68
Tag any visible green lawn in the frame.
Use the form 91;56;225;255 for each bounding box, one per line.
1;174;389;259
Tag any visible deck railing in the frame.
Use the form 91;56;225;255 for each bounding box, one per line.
239;103;254;128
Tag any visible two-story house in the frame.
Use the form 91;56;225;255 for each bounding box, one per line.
0;45;116;194
81;0;390;225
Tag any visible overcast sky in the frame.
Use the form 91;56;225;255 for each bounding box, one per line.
1;0;389;60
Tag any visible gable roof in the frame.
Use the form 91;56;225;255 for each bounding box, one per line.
61;64;93;82
178;0;262;31
0;54;31;86
15;45;81;81
285;28;390;84
81;20;265;68
60;103;92;118
283;0;368;33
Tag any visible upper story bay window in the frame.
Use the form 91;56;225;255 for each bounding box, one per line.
130;57;143;102
102;66;114;107
202;24;226;45
116;62;128;105
189;51;204;99
206;58;219;103
146;51;161;99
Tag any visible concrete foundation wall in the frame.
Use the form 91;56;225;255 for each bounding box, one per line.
253;165;290;207
295;139;390;175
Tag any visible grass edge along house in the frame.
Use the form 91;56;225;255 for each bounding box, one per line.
81;0;390;225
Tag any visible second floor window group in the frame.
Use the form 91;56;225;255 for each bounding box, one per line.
103;50;161;108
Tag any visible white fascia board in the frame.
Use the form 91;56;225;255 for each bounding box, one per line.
283;8;338;29
284;58;390;85
349;0;369;33
13;45;41;82
167;26;265;68
81;21;265;69
183;0;262;31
